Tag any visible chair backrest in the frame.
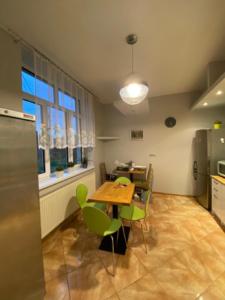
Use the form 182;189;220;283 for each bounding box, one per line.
83;206;111;236
146;163;152;182
76;183;88;208
142;190;151;217
114;176;131;185
100;162;107;184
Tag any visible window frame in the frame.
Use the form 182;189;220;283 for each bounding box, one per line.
21;68;82;180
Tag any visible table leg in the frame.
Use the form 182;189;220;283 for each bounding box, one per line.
112;204;118;218
130;173;134;182
99;204;130;255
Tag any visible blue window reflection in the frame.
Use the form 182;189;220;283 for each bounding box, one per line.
22;70;35;96
21;70;54;103
36;78;54;103
58;90;76;111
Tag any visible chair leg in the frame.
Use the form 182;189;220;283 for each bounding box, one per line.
121;223;127;246
144;218;148;231
140;222;148;254
116;230;119;245
110;235;116;276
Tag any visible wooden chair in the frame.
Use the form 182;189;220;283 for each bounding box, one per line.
99;162;117;185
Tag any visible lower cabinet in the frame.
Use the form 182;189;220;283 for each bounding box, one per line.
212;178;225;223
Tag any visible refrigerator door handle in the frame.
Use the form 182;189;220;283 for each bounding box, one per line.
193;160;198;180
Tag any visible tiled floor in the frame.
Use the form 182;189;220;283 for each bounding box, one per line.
42;193;225;300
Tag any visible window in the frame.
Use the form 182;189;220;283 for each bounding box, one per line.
58;90;76;111
22;100;45;174
22;70;35;96
21;67;83;179
22;69;54;103
71;116;82;164
48;107;68;172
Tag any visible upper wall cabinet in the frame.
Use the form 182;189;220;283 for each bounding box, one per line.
192;72;225;110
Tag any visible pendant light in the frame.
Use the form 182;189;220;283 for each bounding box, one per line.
119;34;149;105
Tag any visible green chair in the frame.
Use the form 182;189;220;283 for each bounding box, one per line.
134;164;152;190
82;206;126;276
115;177;131;185
76;183;106;211
119;190;151;253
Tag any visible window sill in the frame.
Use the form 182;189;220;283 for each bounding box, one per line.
39;165;95;191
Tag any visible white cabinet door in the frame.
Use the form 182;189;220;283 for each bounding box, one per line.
220;183;225;222
212;179;221;218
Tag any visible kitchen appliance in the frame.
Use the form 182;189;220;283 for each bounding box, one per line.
217;160;225;177
193;129;225;210
0;108;45;299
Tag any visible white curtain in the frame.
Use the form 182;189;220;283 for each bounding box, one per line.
79;88;95;148
21;44;95;150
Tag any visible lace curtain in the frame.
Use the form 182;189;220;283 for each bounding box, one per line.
21;45;95;149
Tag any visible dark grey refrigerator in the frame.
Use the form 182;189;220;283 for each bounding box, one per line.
193;129;225;210
0;108;45;299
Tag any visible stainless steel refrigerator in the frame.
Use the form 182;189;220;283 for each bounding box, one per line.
0;108;45;299
193;129;225;210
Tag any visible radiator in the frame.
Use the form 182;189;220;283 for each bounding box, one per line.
39;171;96;238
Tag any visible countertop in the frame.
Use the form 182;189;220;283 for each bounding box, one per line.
211;175;225;185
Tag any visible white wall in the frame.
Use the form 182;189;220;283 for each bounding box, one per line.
102;92;225;196
0;28;99;236
40;170;96;238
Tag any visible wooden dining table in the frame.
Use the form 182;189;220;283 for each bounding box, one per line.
88;181;135;255
114;167;146;182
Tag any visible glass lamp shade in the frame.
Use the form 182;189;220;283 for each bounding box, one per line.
119;82;149;105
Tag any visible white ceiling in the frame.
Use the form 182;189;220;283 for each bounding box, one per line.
1;0;225;104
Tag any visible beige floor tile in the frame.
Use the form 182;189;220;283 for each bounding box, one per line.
43;247;67;282
176;244;225;284
44;274;70;300
204;230;225;263
195;214;220;233
105;293;120;300
132;242;177;271
68;257;116;300
106;249;148;292
196;272;225;300
152;255;208;299
62;229;100;273
118;272;172;300
42;230;63;254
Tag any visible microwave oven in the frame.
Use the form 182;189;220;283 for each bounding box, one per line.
217;160;225;177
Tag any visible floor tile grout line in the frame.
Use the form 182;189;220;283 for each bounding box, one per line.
194;269;225;299
60;225;72;300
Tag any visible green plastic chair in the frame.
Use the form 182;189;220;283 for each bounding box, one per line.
82;206;126;276
114;177;131;185
134;164;152;190
119;190;151;253
76;184;106;211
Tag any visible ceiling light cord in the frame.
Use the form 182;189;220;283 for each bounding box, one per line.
131;45;134;74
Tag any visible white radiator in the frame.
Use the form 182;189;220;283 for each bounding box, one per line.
39;171;96;238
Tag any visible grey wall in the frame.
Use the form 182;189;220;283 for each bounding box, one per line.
0;28;21;111
101;92;225;196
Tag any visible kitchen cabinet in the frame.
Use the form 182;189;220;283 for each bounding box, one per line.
212;176;225;223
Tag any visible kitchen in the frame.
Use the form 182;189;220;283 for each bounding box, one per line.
1;1;225;300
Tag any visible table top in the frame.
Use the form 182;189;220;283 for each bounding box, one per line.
211;175;225;185
88;181;135;205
